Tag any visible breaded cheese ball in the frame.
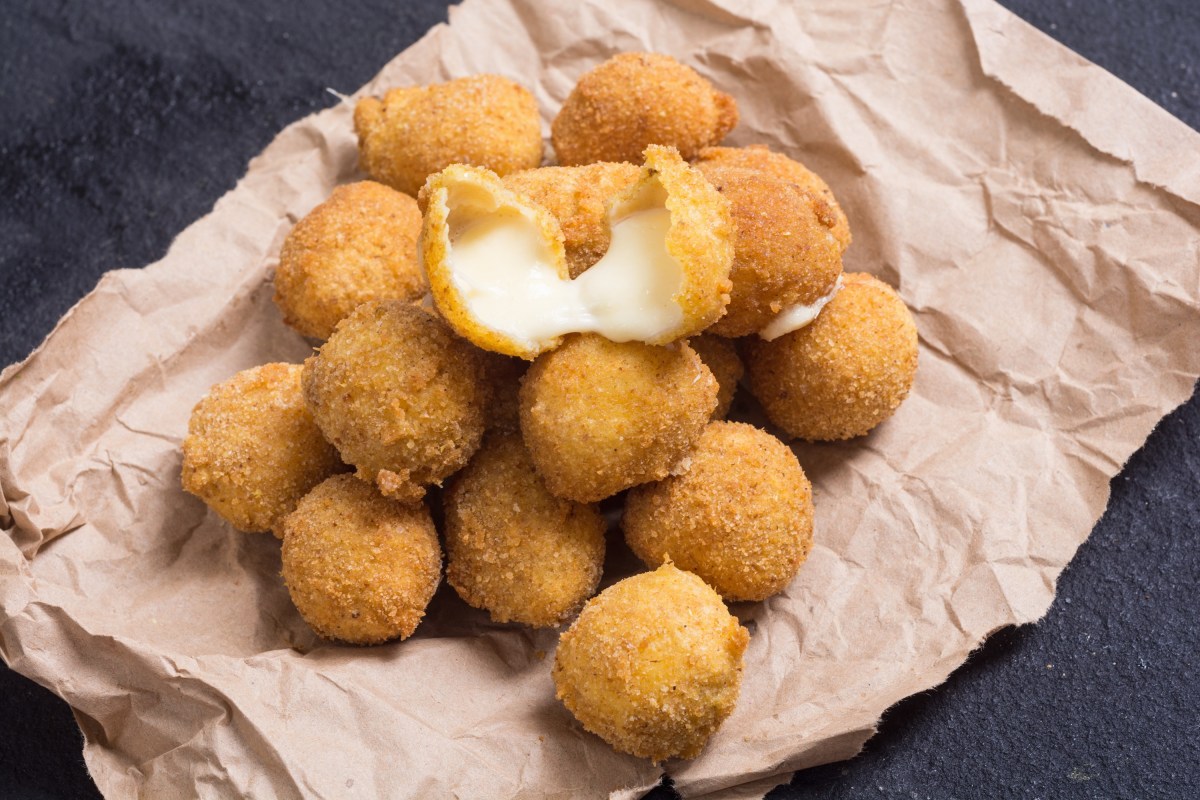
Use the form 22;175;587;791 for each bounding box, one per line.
623;422;814;601
444;433;606;627
301;301;488;502
274;181;425;340
696;144;852;251
698;166;843;338
501;162;641;277
519;335;718;503
281;474;441;644
355;74;543;197
688;334;744;420
552;53;738;166
478;351;527;434
745;273;919;440
552;563;749;762
181;363;342;536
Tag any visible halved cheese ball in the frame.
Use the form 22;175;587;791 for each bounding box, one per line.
281;474;441;644
181;363;343;536
552;563;749;762
745;273;919;440
354;74;543;197
301;301;489;502
444;433;606;628
552;53;738;166
518;334;718;503
421;145;733;360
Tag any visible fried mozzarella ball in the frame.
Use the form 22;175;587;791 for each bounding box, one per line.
551;53;738;166
552;563;749;762
354;74;543;197
273;181;424;340
444;433;606;627
181;363;342;536
301;301;488;502
501;162;641;277
280;474;441;644
695;144;851;251
688;334;744;420
623;422;814;601
698;166;843;338
745;273;919;440
519;335;718;502
479;351;527;434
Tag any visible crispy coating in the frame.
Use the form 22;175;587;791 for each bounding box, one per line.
688;334;743;420
354;74;543;197
301;301;489;502
551;53;738;166
699;166;843;338
745;273;919;440
181;363;342;536
552;563;749;762
696;144;851;251
501;162;641;277
274;181;425;340
623;422;814;601
444;433;606;627
519;335;718;503
280;474;441;644
478;351;527;434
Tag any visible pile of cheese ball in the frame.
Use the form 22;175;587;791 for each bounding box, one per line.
181;53;918;763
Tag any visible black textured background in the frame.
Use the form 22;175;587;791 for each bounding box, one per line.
1;2;1197;798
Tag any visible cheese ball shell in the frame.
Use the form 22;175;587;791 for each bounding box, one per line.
552;563;749;762
695;144;851;251
700;166;843;338
623;421;814;601
479;351;527;434
274;181;425;340
301;301;488;502
281;474;441;644
745;273;919;441
444;433;606;627
688;334;744;420
552;53;738;166
181;363;342;536
519;335;718;503
354;74;543;197
502;162;641;277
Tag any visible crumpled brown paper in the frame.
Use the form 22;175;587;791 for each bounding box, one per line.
2;0;1199;797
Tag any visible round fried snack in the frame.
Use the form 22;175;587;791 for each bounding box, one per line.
478;351;527;434
519;335;718;502
281;474;441;644
745;273;919;440
354;74;543;197
552;563;749;762
301;301;489;502
695;144;851;251
182;363;342;536
552;53;738;166
444;433;606;627
699;166;843;338
688;334;743;420
274;181;424;340
623;422;814;601
502;162;641;277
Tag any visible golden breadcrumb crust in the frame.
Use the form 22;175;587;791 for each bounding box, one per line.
552;563;749;762
687;334;744;420
623;421;814;601
444;433;606;627
181;363;342;536
280;474;441;644
745;273;919;440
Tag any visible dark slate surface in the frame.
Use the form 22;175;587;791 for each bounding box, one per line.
0;1;1196;798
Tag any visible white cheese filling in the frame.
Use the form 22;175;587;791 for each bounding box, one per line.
757;274;844;341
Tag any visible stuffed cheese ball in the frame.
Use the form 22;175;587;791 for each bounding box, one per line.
552;563;749;762
181;363;343;537
281;474;441;644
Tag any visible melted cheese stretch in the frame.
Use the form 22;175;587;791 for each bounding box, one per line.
447;204;683;347
757;275;844;341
